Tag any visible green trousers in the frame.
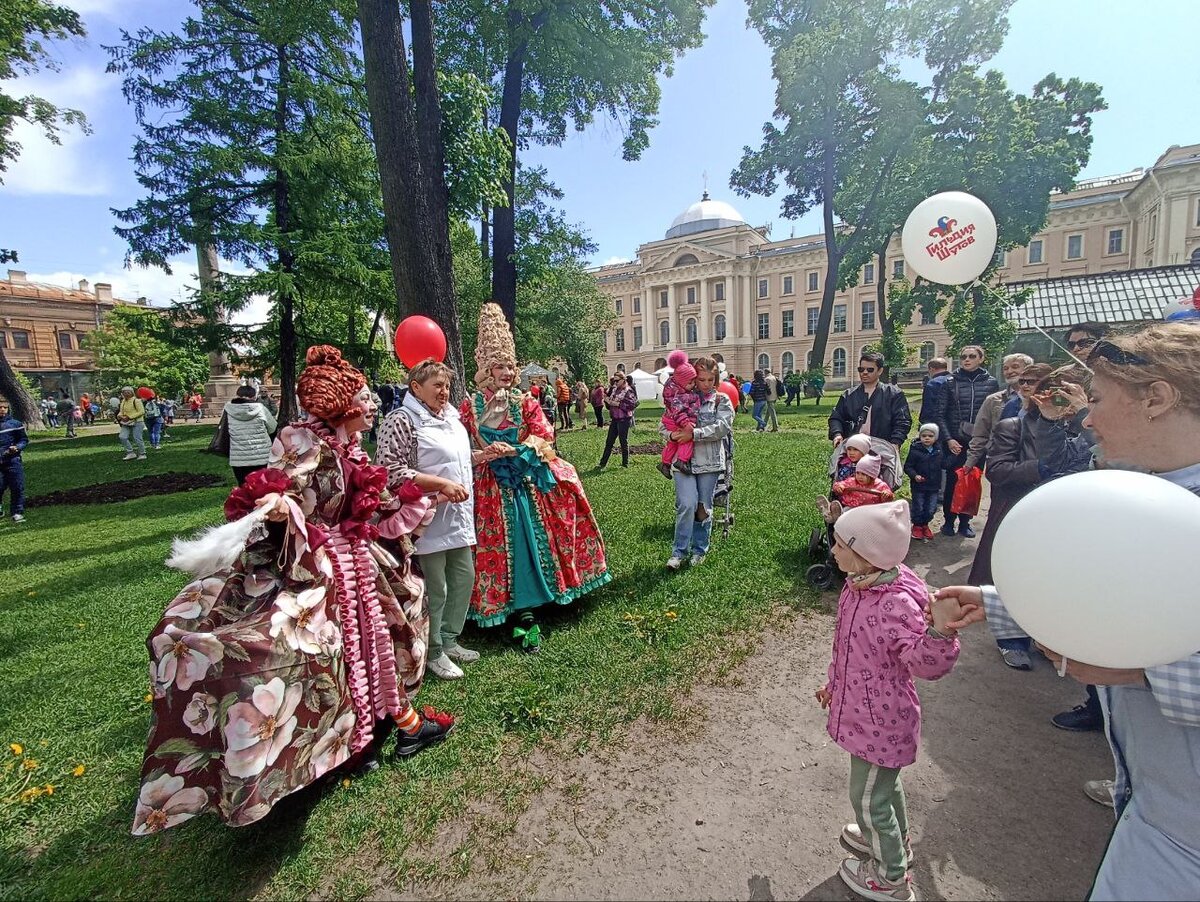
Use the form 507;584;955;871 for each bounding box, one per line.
417;546;475;659
848;754;909;882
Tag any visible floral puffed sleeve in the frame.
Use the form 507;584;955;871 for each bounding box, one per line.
519;392;556;443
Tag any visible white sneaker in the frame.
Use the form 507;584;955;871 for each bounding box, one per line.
136;454;148;460
445;643;480;663
1084;779;1115;808
666;556;683;571
842;823;913;867
690;553;706;566
12;514;25;523
427;654;464;680
122;452;137;460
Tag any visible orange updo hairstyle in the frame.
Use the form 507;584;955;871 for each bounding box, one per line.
296;345;367;426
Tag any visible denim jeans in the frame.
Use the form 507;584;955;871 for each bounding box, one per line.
751;400;767;430
119;421;146;455
672;470;718;558
0;457;25;514
146;416;164;447
911;489;939;526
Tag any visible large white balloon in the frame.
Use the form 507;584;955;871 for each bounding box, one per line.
901;191;998;285
991;470;1200;669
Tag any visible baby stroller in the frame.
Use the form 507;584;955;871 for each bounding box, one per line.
711;432;735;539
805;435;902;590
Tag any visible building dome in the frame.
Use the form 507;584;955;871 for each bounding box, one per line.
665;192;746;239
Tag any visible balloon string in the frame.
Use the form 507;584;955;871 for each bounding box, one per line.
966;280;1094;372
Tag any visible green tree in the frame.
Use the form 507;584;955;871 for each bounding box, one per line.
434;0;714;323
0;0;89;425
83;306;210;400
732;0;1015;374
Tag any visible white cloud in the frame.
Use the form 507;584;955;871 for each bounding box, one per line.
601;255;632;266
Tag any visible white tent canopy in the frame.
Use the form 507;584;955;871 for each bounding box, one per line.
627;367;661;402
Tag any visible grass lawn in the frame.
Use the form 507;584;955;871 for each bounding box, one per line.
0;401;838;900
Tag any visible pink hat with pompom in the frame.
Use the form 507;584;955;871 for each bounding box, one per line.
667;349;697;386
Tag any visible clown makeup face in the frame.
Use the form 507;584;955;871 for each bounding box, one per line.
490;363;515;388
342;386;377;435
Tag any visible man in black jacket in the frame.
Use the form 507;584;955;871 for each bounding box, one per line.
938;345;1000;537
828;352;912;451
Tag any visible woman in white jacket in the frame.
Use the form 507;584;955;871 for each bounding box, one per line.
224;385;278;484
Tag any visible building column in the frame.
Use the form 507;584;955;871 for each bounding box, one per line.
640;281;652;360
666;282;677;349
698;274;710;347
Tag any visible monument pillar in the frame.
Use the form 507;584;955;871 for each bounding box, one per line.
197;243;242;415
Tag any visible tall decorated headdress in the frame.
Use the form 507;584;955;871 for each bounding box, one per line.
474;302;517;388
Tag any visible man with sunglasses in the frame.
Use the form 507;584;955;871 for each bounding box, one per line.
828;351;912;461
1063;320;1109;362
963;353;1034;473
938;346;1000;537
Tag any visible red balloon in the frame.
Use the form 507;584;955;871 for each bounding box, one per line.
136;386;155;400
717;380;739;410
393;315;448;368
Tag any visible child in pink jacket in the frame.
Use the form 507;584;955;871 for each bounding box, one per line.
815;501;961;902
832;453;894;509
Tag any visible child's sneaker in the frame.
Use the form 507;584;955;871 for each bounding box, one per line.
841;823;913;867
672;459;693;475
910;525;923;540
839;857;915;901
921;525;935;540
656;461;673;479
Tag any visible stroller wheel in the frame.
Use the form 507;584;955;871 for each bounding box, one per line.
808;525;825;561
805;563;835;590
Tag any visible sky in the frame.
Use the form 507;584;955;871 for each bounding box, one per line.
2;0;1197;306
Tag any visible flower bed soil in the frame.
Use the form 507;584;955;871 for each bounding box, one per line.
29;472;225;507
628;442;664;456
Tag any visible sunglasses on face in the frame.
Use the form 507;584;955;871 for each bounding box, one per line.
960;354;979;361
1066;337;1097;351
857;367;877;374
1088;340;1151;367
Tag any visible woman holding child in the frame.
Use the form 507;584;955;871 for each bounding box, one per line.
662;356;734;571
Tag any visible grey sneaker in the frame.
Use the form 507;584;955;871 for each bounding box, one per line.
1000;648;1032;670
666;556;683;571
136;454;148;460
689;553;706;567
427;654;464;680
841;823;914;867
12;513;25;523
1084;779;1115;808
123;452;137;460
445;643;480;664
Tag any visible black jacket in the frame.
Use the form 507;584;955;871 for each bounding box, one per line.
827;382;912;445
941;367;1000;443
903;443;944;487
918;372;950;426
749;380;769;402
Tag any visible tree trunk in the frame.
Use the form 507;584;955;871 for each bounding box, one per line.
274;43;298;424
876;242;893;378
0;347;43;429
481;200;490;264
490;24;528;325
807;124;840;374
358;0;466;401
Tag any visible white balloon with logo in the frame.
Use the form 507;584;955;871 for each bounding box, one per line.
991;470;1200;669
901;191;998;286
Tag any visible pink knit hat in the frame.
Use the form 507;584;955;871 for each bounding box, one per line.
844;434;872;455
667;349;697;387
834;500;911;570
855;454;881;479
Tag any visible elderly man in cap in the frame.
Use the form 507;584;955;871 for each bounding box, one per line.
116;387;147;460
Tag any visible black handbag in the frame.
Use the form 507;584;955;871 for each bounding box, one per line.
207;411;231;456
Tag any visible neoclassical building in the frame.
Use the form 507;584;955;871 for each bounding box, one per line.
594;143;1200;383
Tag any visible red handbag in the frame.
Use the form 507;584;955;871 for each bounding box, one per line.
951;466;982;517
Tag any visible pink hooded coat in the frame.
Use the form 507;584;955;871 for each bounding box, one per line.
826;564;959;768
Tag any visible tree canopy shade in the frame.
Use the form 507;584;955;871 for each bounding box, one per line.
433;0;714;323
732;0;1102;372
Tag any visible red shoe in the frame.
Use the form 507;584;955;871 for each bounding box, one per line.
911;525;923;540
922;525;935;539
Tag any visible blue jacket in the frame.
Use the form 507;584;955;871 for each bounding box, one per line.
903;442;943;487
918;372;950;426
1;415;29;459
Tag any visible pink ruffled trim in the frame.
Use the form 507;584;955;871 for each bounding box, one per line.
328;528;405;754
376;493;435;540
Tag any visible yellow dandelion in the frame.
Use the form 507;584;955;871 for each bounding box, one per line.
664;610;678;620
9;743;22;756
19;787;41;803
27;592;36;597
22;759;38;770
143;693;153;703
72;764;86;777
341;779;351;789
44;784;55;795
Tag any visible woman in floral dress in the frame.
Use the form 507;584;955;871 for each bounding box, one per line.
459;304;610;653
132;346;452;835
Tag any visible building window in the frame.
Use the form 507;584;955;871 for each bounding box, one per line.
757;353;770;372
1191;247;1200;266
714;281;725;301
686;286;696;305
807;271;819;292
1066;233;1084;260
674;253;699;267
633;296;641;313
659;290;668;308
863;262;874;284
12;330;30;350
832;348;847;378
758;312;770;339
782;351;794;375
861;300;876;331
633;326;643;350
920;341;936;364
805;350;813;368
0;332;6;348
686;318;698;344
1196;198;1200;227
615;298;623;315
615;328;625;352
920;306;937;326
782;275;794;295
994;248;1007;268
1107;229;1124;255
782;309;794;338
1028;239;1044;265
659;321;670;345
807;307;819;335
1149;210;1158;239
892;259;905;279
758;278;769;299
833;304;847;333
58;332;73;350
714;314;726;341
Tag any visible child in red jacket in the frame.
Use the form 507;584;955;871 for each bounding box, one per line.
832;454;894;509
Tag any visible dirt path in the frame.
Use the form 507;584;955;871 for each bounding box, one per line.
393;499;1116;901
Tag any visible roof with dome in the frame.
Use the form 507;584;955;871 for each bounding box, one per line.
665;192;747;239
